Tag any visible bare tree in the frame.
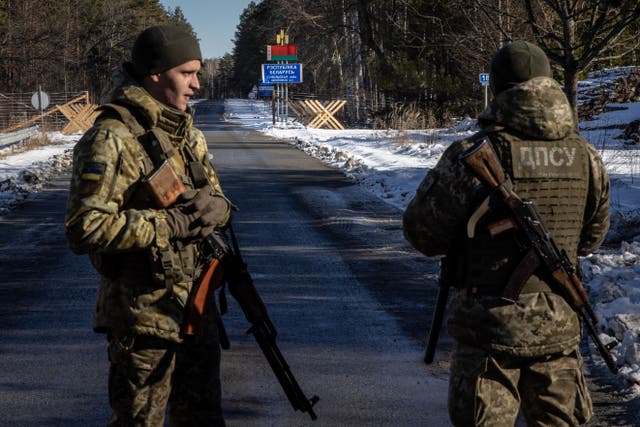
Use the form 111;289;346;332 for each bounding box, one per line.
225;0;640;125
0;0;181;97
524;0;640;119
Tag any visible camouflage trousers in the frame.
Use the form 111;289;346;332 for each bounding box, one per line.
448;342;593;427
107;334;224;427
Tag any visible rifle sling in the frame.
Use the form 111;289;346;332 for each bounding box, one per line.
463;139;555;299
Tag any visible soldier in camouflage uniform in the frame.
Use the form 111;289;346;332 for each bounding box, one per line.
403;41;610;426
65;25;231;426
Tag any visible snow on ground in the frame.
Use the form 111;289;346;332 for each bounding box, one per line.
0;132;76;213
2;69;640;393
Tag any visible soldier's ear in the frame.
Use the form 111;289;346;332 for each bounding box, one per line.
148;73;162;83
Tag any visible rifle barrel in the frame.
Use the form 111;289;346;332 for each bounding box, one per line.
580;311;618;374
251;321;319;420
424;284;449;364
227;223;319;420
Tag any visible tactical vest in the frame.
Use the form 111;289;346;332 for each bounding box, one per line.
94;102;207;297
461;130;590;295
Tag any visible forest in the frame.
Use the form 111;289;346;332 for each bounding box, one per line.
2;1;640;127
224;0;640;126
0;0;194;102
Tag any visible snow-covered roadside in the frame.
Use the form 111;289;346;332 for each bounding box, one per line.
0;132;76;213
224;100;478;210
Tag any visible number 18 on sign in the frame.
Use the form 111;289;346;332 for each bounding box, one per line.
479;73;490;108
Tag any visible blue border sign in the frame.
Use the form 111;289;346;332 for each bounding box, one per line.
258;82;274;97
262;63;303;84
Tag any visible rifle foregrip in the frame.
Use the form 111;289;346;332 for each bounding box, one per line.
570;273;591;304
552;269;584;310
228;275;269;324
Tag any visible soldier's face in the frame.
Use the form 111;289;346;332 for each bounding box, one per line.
146;59;201;111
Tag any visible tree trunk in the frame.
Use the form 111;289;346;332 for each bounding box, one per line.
563;63;579;130
561;2;579;129
349;2;367;124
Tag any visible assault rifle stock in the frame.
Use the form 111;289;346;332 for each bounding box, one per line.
186;223;319;420
459;138;618;374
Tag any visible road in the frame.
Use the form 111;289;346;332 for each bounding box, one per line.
195;101;449;426
0;99;636;426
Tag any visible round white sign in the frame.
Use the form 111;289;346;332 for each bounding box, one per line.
31;90;50;110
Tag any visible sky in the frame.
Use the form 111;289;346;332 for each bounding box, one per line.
160;0;255;59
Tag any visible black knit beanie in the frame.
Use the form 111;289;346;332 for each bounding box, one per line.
129;25;202;79
490;41;551;95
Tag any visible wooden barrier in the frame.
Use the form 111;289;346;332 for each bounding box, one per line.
0;91;99;135
287;101;312;124
57;94;100;134
289;99;346;130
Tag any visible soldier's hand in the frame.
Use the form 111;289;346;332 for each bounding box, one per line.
165;190;201;241
198;194;231;229
165;186;230;241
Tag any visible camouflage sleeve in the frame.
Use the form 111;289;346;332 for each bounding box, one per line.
402;139;487;256
188;127;233;224
65;121;169;254
187;128;225;193
578;144;611;255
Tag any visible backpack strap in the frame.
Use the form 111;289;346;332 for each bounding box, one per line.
98;102;147;138
98;102;179;172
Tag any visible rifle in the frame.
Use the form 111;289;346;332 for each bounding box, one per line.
424;257;451;365
147;151;319;416
459;137;618;374
185;223;320;420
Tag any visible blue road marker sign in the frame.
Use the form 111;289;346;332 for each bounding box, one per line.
258;82;275;97
479;73;490;85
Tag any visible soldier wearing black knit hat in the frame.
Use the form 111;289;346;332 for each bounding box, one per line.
128;24;203;79
404;41;609;426
66;25;230;426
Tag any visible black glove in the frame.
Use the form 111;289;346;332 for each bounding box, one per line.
165;186;230;241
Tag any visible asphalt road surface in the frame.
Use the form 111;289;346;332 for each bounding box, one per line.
0;99;637;426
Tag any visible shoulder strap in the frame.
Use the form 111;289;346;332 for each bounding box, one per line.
98;102;147;138
99;102;176;169
468;124;505;144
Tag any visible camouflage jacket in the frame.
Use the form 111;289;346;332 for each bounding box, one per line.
65;82;227;342
403;77;610;357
